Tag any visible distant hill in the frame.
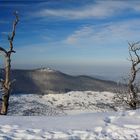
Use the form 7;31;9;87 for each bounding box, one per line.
0;68;118;94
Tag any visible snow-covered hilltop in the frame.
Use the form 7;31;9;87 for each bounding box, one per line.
36;67;56;73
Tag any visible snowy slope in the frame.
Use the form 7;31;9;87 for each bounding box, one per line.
0;91;139;139
8;91;123;116
0;110;140;139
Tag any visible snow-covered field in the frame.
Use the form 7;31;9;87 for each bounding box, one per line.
8;91;123;116
0;91;139;139
0;110;140;139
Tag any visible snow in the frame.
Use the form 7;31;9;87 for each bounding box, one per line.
37;67;55;72
8;91;121;116
0;110;140;139
0;91;139;139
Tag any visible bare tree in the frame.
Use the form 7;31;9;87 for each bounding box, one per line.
0;12;19;115
116;41;140;110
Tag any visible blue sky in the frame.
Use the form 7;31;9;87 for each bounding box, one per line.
0;0;140;79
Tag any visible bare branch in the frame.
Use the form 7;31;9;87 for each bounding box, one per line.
8;12;19;52
0;46;8;56
116;41;140;110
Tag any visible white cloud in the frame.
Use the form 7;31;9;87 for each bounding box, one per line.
65;19;140;46
38;5;110;19
66;26;93;44
35;1;140;19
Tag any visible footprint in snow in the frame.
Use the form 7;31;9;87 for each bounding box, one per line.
104;116;118;123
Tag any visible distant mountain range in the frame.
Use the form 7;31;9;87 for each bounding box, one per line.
0;68;118;94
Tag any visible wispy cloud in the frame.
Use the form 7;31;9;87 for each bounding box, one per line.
66;26;93;44
65;19;140;46
34;1;140;20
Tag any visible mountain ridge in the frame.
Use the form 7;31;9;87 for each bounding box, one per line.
0;68;117;94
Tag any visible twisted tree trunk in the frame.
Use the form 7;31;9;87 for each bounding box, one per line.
127;42;140;110
0;12;19;115
1;55;11;114
116;42;140;110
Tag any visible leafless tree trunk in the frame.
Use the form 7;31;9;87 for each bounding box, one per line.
127;42;140;109
0;12;19;115
116;41;140;110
